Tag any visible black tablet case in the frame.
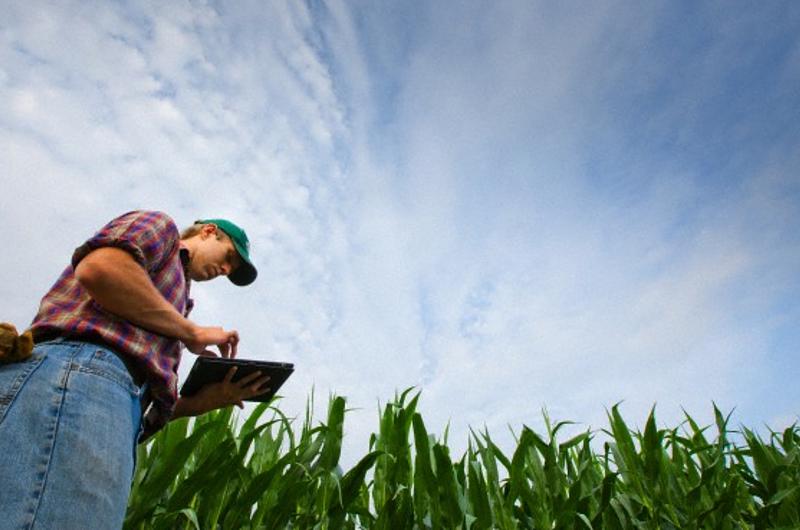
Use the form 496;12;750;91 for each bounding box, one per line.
180;357;294;402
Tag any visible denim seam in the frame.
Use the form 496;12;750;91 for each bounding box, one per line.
26;357;71;529
0;355;45;426
76;365;139;396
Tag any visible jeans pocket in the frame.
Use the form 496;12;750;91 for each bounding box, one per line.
0;353;46;426
79;349;140;397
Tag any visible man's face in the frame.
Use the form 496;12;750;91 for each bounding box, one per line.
188;225;241;282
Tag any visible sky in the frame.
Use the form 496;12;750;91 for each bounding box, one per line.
1;0;799;466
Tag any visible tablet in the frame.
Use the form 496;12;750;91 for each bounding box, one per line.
180;356;294;402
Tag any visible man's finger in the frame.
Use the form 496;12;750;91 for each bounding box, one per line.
252;374;271;387
249;375;271;393
223;366;237;383
229;333;238;359
251;386;270;397
236;370;263;386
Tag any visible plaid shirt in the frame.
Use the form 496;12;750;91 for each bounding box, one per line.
30;210;194;440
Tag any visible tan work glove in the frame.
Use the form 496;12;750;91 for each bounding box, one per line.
0;323;33;364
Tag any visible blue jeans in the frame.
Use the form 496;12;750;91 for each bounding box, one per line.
0;340;143;529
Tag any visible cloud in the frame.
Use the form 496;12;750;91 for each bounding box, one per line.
2;0;798;466
314;1;800;455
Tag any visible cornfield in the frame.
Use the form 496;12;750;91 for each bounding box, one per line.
125;389;799;529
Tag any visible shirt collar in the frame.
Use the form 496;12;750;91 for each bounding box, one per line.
179;246;191;276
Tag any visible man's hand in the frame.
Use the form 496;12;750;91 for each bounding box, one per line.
173;367;271;418
185;326;240;358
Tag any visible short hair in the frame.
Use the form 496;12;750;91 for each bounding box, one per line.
180;223;231;241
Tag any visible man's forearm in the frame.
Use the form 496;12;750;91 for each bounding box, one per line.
74;247;197;342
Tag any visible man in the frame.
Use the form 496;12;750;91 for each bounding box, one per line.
0;210;269;529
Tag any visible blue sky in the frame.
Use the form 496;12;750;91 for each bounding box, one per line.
1;0;798;464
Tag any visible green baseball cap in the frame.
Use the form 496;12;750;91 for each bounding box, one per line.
195;218;257;286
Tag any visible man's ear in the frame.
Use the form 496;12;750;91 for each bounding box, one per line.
201;223;217;239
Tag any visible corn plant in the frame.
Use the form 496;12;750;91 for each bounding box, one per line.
125;390;799;529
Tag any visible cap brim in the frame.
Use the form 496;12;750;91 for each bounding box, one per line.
229;261;257;286
229;240;257;286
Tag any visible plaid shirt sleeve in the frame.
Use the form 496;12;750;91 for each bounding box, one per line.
72;210;179;273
